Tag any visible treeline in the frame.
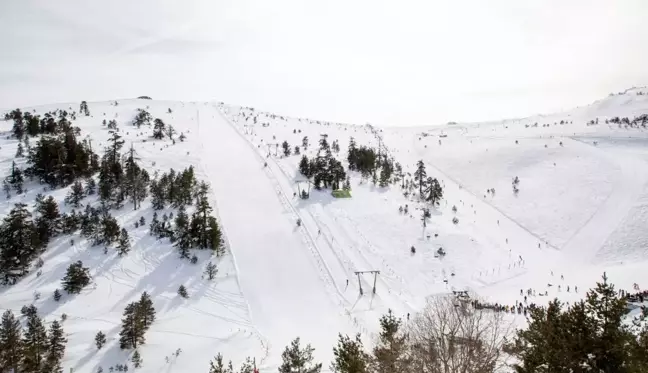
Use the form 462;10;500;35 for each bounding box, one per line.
607;114;648;128
0;308;66;373
210;275;648;373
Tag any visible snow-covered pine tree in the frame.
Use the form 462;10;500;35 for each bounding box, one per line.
0;203;39;283
136;292;156;330
331;333;370;373
42;320;66;373
61;261;91;294
95;331;106;349
21;312;48;372
299;155;311;178
204;262;218;280
177;285;188;298
119;302;145;350
16;141;24;157
7;161;24;194
0;310;23;372
278;337;322;373
152;118;166;139
65;180;86;207
85;177;97;195
425;177;443;206
414;160;427;199
117;228;131;256
174;206;191;258
372;310;410;373
282;141;292;156
132;350;143;368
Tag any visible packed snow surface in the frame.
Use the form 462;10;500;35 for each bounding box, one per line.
1;88;648;372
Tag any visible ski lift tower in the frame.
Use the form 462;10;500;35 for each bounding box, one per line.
266;143;279;157
296;179;312;199
354;270;381;295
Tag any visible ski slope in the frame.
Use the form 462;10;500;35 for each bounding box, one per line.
1;88;648;372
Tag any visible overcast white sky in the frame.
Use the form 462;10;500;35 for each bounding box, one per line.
1;0;647;125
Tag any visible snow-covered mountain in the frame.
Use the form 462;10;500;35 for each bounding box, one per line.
1;87;648;372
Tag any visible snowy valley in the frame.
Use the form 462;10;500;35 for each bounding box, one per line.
1;88;648;372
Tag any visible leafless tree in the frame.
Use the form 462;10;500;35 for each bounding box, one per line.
407;294;512;373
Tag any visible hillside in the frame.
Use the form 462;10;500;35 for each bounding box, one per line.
1;88;648;372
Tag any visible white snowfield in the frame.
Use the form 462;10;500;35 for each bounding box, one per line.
1;88;648;372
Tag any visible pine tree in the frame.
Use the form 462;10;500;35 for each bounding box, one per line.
117;228;131;256
209;353;234;373
136;292;156;330
299;155;311;178
53;288;62;301
85;177;97;195
372;310;410;373
22;312;48;372
166;125;176;141
0;203;39;283
278;337;322;373
189;182;222;251
331;334;369;373
42;320;66;373
153;118;166;139
302;136;309;149
7;161;24;194
66;180;86;207
584;273;632;372
174;206;191;258
414;160;427;199
35;195;62;245
95;331;106;349
12;110;25;139
282;141;292;156
0;310;22;373
178;285;188;298
16;141;25;157
62;260;92;294
124;144;149;210
132;350;143;368
425;178;443;206
204;262;218;280
80;100;90;116
119;302;145;350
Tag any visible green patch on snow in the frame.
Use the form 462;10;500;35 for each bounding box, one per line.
331;189;351;198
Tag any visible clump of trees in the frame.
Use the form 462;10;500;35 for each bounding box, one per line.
413;160;443;205
298;135;346;190
25;124;98;188
98;131;150;210
511;273;648;372
119;292;156;350
148;168;224;257
0;308;67;373
209;293;513;373
133;108;152;128
347;137;399;187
